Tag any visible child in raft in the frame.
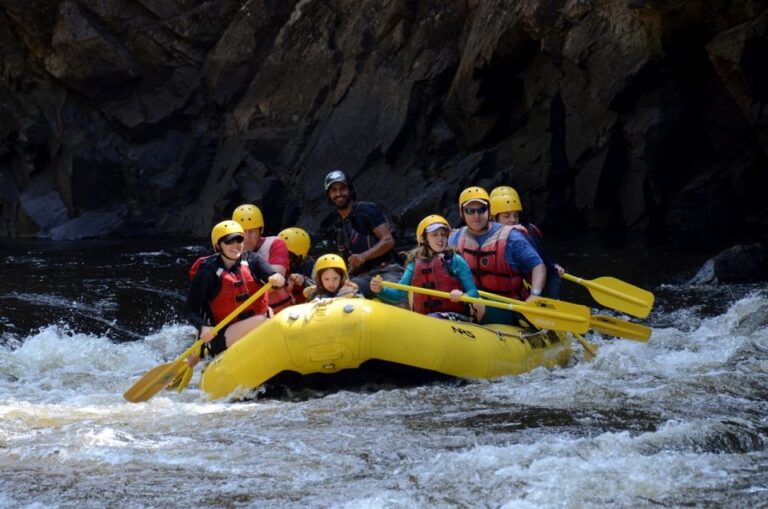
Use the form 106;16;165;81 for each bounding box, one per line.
370;214;484;321
278;227;316;304
303;254;361;301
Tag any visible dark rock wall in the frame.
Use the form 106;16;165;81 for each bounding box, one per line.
1;0;767;241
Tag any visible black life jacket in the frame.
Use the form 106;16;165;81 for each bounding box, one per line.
335;202;399;271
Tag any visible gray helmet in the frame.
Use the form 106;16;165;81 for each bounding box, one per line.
324;169;352;192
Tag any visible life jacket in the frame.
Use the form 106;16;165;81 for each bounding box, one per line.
255;236;295;313
335;202;399;271
521;222;561;298
188;255;207;281
288;258;314;305
456;225;529;300
411;253;466;314
291;282;307;304
189;255;268;324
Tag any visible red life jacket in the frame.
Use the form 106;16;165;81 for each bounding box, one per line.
411;254;466;314
456;225;529;300
255;236;295;313
189;255;268;324
288;258;314;305
188;255;207;281
290;282;307;304
526;223;543;238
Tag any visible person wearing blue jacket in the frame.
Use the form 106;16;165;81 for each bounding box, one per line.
371;214;483;321
449;187;546;326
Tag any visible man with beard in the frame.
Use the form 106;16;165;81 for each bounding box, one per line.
323;169;404;300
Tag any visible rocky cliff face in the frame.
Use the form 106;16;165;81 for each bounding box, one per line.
1;0;767;242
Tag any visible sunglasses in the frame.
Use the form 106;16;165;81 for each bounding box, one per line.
463;205;488;215
221;236;245;245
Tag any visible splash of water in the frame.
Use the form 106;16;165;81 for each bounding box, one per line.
0;292;766;507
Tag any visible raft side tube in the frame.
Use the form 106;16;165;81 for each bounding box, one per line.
200;300;572;400
199;317;293;399
363;303;570;378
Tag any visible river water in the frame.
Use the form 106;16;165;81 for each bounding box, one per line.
1;238;766;508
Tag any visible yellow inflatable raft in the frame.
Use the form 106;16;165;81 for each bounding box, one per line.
199;298;572;399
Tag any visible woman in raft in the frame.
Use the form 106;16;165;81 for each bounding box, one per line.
186;220;286;359
370;214;483;321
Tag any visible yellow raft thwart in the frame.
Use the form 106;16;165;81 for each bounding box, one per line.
200;299;572;400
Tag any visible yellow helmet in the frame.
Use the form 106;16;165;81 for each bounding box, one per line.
416;214;450;243
490;194;523;216
458;186;490;208
232;204;264;230
278;227;311;257
312;254;347;280
210;220;245;251
490;186;519;199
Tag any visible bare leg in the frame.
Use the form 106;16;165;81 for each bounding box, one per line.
224;314;267;347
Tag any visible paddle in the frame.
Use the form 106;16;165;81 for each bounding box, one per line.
123;281;274;402
122;339;205;403
561;273;654;318
573;333;598;360
381;281;591;334
172;357;195;393
588;314;651;342
478;290;651;342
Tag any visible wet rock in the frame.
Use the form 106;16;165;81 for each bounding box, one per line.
47;206;128;240
707;12;768;153
19;190;68;232
43;1;139;98
690;243;768;284
1;1;767;242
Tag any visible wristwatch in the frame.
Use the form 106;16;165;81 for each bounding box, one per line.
531;288;542;296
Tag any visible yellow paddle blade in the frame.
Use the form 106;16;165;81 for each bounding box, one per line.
562;273;654;318
123;281;275;402
480;289;652;342
124;338;204;402
175;365;194;393
590;315;651;342
490;296;591;334
383;281;591;334
123;359;187;403
475;290;591;334
165;365;188;391
166;372;182;390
